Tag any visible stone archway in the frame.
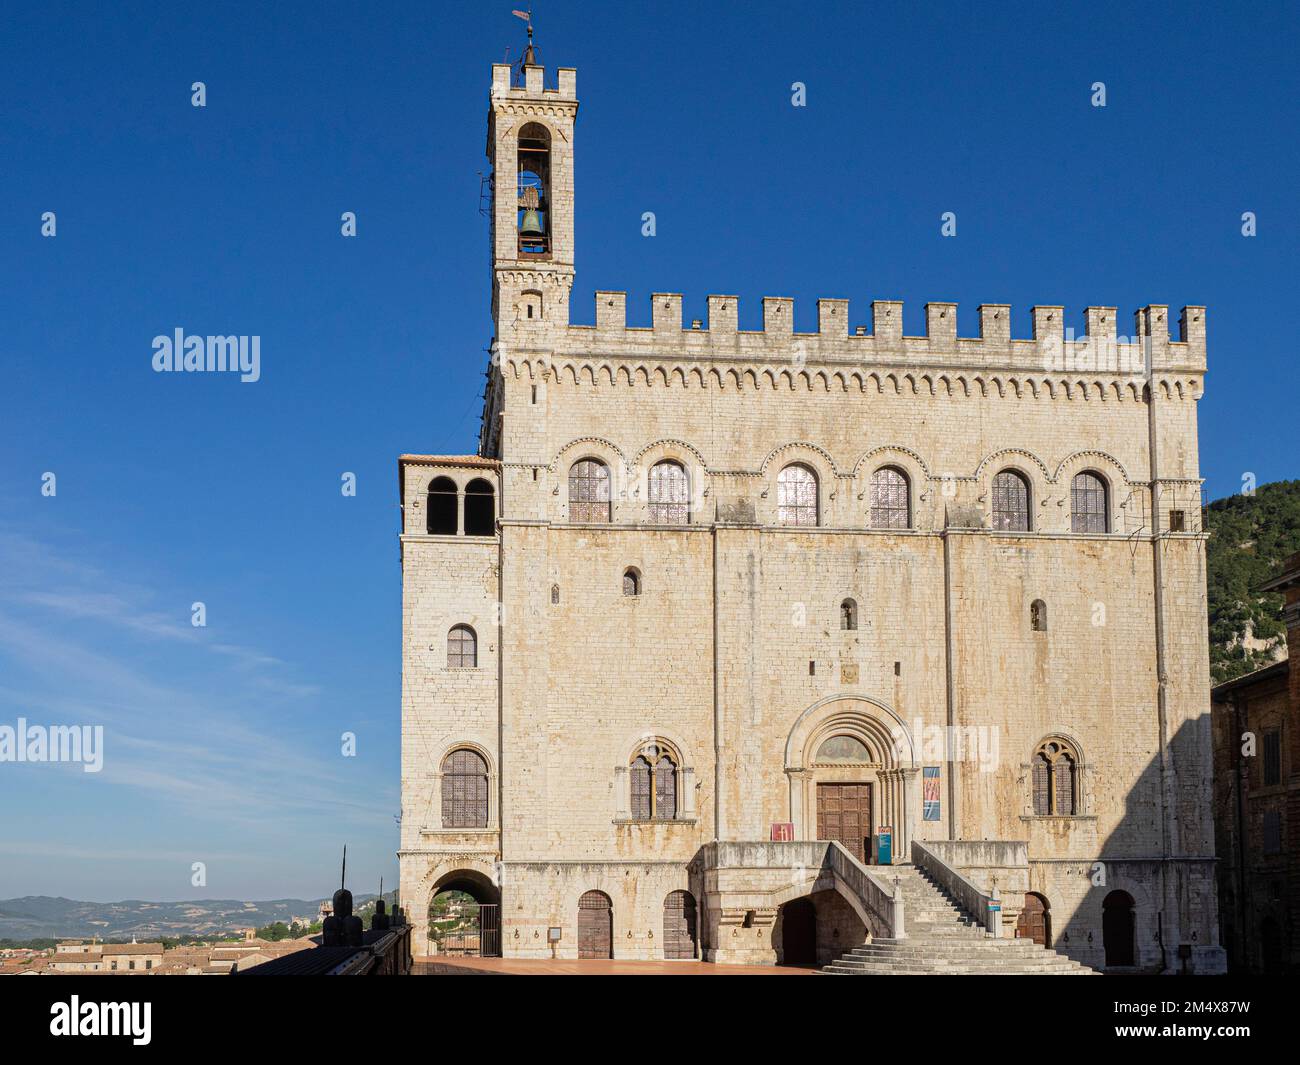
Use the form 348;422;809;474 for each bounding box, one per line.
779;897;817;964
784;695;919;864
423;865;502;958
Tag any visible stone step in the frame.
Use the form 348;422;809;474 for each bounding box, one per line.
821;862;1100;976
852;946;1055;951
836;967;1095;975
832;954;1092;969
850;946;1066;958
830;961;1090;973
830;961;1088;971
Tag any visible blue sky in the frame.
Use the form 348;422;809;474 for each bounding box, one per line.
0;1;1296;902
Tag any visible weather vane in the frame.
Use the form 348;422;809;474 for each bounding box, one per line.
512;7;538;68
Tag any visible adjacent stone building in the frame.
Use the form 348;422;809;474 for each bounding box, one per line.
1212;551;1300;972
397;53;1226;972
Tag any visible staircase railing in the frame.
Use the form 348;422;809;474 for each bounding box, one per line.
911;840;1001;938
694;840;906;941
826;841;906;941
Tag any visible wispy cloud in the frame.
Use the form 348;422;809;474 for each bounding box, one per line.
0;529;391;835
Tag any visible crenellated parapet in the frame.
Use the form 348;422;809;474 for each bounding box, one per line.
490;63;577;104
564;293;1207;375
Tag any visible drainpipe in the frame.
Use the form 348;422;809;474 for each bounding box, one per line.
942;529;960;840
712;526;723;842
1145;311;1178;971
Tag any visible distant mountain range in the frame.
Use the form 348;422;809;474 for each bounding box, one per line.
0;894;374;941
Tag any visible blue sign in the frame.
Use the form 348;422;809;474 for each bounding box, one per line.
875;826;892;865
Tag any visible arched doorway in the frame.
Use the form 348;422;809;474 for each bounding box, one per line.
1016;893;1050;947
1102;890;1135;967
785;695;918;863
780;897;817;965
578;890;613;959
427;869;501;957
663;891;697;959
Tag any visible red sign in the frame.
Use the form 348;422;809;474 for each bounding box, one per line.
770;822;794;842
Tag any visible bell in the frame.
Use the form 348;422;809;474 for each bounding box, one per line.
519;208;544;236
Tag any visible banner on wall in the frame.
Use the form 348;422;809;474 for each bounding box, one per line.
923;766;941;821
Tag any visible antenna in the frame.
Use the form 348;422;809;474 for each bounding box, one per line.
340;844;347;891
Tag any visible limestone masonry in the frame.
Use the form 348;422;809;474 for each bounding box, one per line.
397;56;1225;973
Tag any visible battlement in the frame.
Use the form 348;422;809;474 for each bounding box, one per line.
491;63;577;101
571;294;1207;373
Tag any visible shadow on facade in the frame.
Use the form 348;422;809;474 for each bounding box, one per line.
1010;715;1223;974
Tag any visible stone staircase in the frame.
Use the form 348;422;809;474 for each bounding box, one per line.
823;864;1097;975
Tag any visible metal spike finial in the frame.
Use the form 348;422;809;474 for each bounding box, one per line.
340;844;347;891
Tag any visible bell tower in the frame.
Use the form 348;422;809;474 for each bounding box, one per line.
487;46;577;342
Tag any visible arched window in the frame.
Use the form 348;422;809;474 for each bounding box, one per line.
654;755;678;820
447;625;477;668
991;470;1030;531
568;459;611;523
464;478;495;536
441;748;488;828
427;476;457;535
1030;599;1047;632
1031;739;1078;815
870;466;910;529
1071;471;1109;533
777;464;818;527
630;756;652;820
840;598;858;630
516;122;551;255
623;568;640;596
648;460;689;524
630;746;677;820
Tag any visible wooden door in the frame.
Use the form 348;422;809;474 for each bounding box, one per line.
1016;893;1049;947
577;891;612;959
662;891;696;959
816;782;872;863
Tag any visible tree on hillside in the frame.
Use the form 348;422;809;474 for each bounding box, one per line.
1205;480;1300;683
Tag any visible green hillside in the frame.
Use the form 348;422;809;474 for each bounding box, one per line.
1205;480;1300;683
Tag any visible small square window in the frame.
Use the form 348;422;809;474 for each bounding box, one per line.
1169;510;1186;533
